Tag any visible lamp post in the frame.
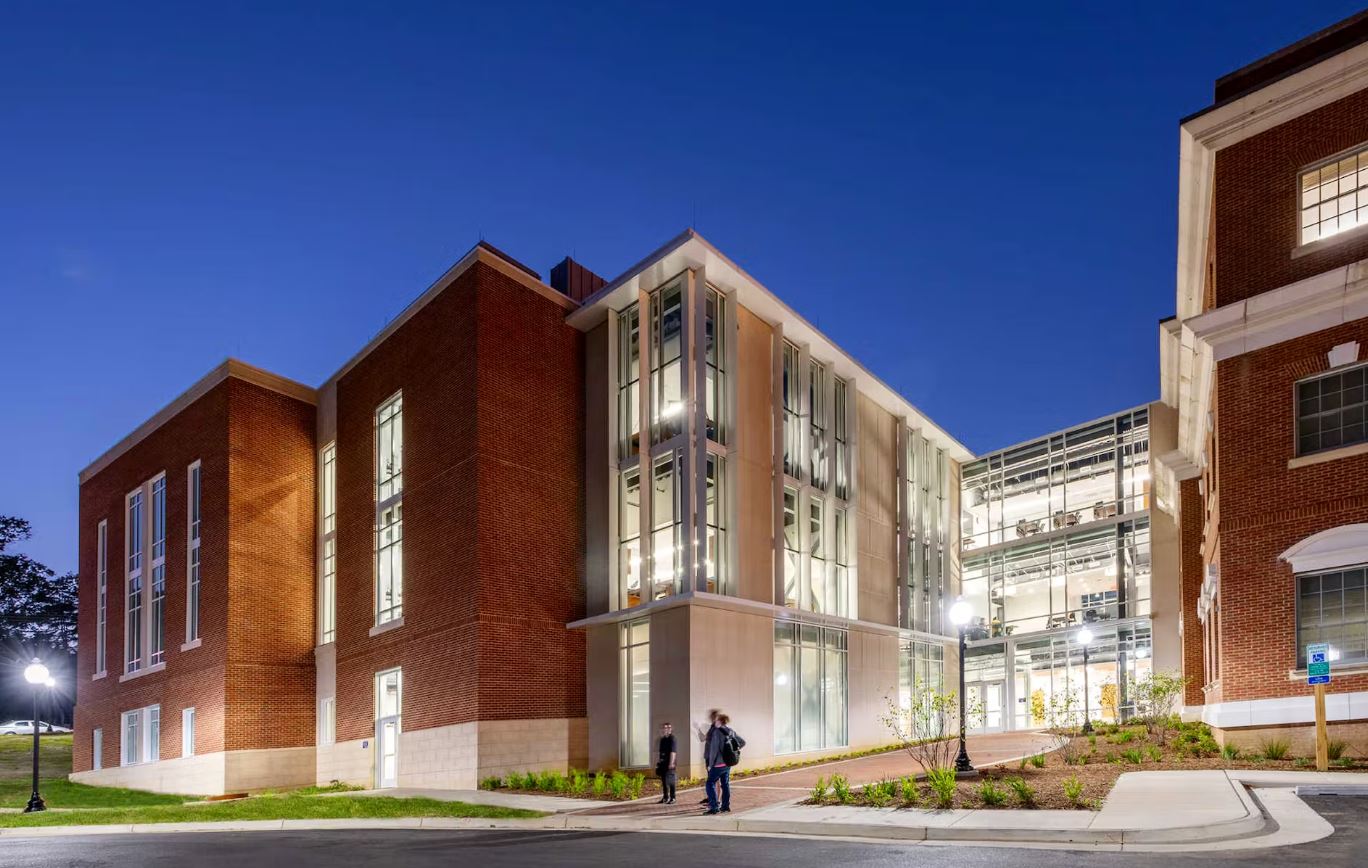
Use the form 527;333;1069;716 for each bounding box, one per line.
948;599;976;775
1077;629;1094;735
22;658;50;813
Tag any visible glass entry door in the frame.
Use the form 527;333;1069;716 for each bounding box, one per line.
968;680;1005;732
376;716;400;789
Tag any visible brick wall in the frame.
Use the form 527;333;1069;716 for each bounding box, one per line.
1213;87;1368;306
332;260;584;744
1213;319;1368;703
73;377;315;772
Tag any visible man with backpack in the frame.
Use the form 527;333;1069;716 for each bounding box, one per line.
702;711;744;815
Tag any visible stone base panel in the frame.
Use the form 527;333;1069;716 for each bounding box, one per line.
1192;688;1368;729
316;717;588;790
69;746;315;796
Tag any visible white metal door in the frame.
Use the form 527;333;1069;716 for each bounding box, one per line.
376;716;400;788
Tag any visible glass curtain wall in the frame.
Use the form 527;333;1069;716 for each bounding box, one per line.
773;622;847;754
961;408;1149;551
620;619;651;768
961;518;1151;637
906;430;950;635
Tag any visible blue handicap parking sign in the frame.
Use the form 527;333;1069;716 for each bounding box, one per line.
1310;651;1328;665
1308;674;1330;685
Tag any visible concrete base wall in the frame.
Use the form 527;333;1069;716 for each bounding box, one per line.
70;746;315;795
316;738;373;787
1214;720;1368;755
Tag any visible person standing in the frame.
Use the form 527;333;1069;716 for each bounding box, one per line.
655;722;678;804
702;712;744;815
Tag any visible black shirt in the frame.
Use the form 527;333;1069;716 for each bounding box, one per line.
657;733;677;768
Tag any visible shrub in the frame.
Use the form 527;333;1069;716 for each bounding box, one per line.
1335;757;1356;769
1327;739;1349;761
1294;757;1313;769
830;774;852;804
1006;776;1035;806
1174;722;1219;758
927;767;957;808
591;772;607;797
628;774;645;800
1128;671;1188;745
1018;756;1028;770
864;780;896;807
1220;744;1240;761
1146;746;1162;763
880;687;969;775
1108;729;1137;744
811;776;827;803
977;779;1007;806
569;770;589;795
899;775;920;806
1029;753;1046;769
608;771;628;799
1063;774;1084;806
479;775;503;791
1121;748;1144;765
1088;734;1098;748
1260;738;1291;761
536;770;564;792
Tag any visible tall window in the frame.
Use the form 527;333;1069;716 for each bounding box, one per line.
809;362;828;490
319;697;336;746
705;288;726;443
375;395;404;625
149;475;166;665
650;452;681;599
705;455;727;594
782;343;801;478
773;622;847;754
783;488;799;607
1297;565;1368;667
651;280;685;442
620;619;651;768
92;728;103;771
617;305;641;458
182;707;196;758
1300;148;1368;245
1297;364;1368;456
833;378;850;501
96;519;107;674
186;461;201;644
833;508;851;618
808;498;827;612
618;468;643;607
121;710;141;766
125;488;144;672
320;444;337;643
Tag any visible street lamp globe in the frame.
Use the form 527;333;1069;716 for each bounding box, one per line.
949;599;972;627
1077;627;1093;646
23;660;49;685
44;677;55;689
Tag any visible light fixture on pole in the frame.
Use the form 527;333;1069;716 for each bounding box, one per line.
1076;628;1094;735
22;658;50;813
948;598;976;775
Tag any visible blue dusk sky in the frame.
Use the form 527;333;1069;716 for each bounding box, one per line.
3;1;1364;574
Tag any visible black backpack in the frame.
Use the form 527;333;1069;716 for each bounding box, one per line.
721;729;742;766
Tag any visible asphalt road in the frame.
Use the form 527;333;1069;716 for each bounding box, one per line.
1;797;1363;867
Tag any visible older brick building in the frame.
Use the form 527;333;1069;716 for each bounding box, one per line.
1160;12;1368;751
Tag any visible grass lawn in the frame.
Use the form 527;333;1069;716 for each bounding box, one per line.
0;734;543;827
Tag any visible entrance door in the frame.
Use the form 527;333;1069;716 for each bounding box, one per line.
969;681;1006;732
376;716;400;788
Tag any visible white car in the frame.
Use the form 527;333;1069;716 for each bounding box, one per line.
0;721;71;735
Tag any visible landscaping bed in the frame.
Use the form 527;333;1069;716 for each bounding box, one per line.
808;719;1368;811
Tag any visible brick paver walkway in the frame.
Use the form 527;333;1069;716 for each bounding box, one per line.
577;731;1057;818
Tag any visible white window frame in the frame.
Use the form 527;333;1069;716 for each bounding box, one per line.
182;706;195;758
124;487;145;674
120;704;160;766
185;460;201;647
1299;143;1368;247
320;444;337;644
93;727;103;770
149;473;167;666
319;696;336;746
375;394;404;627
95;519;107;677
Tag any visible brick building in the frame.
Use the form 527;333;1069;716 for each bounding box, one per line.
1159;12;1368;751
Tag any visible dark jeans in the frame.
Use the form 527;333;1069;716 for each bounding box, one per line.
658;770;676;800
706;765;730;812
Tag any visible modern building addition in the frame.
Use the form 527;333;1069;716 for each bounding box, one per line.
69;11;1368;795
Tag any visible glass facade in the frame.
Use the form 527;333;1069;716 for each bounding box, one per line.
773;621;847;754
960;408;1149;551
905;430;950;634
620;619;651;768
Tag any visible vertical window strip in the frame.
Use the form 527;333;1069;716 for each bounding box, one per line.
782;343;801;479
809;362;828;490
96;520;107;674
125;489;144;672
618;467;643;609
619;619;651;768
808;497;826;613
704;288;726;443
182;707;196;757
375;396;404;625
650;280;685;443
649;451;681;599
833;378;850;501
705;454;726;594
617;305;641;459
783;488;800;608
149;476;167;665
321;444;337;643
186;461;201;644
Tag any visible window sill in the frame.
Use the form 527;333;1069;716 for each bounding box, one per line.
1288;441;1368;469
1291;222;1368;259
119;662;166;684
1287;663;1368;681
180;638;202;652
91;670;107;681
369;617;405;637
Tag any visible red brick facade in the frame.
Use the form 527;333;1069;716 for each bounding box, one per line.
331;259;585;744
73;376;315;773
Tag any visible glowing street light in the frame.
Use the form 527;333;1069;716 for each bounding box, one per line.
22;658;51;813
948;599;976;775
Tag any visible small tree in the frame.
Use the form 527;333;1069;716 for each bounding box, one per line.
1128;670;1187;744
1041;680;1086;763
880;682;963;773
